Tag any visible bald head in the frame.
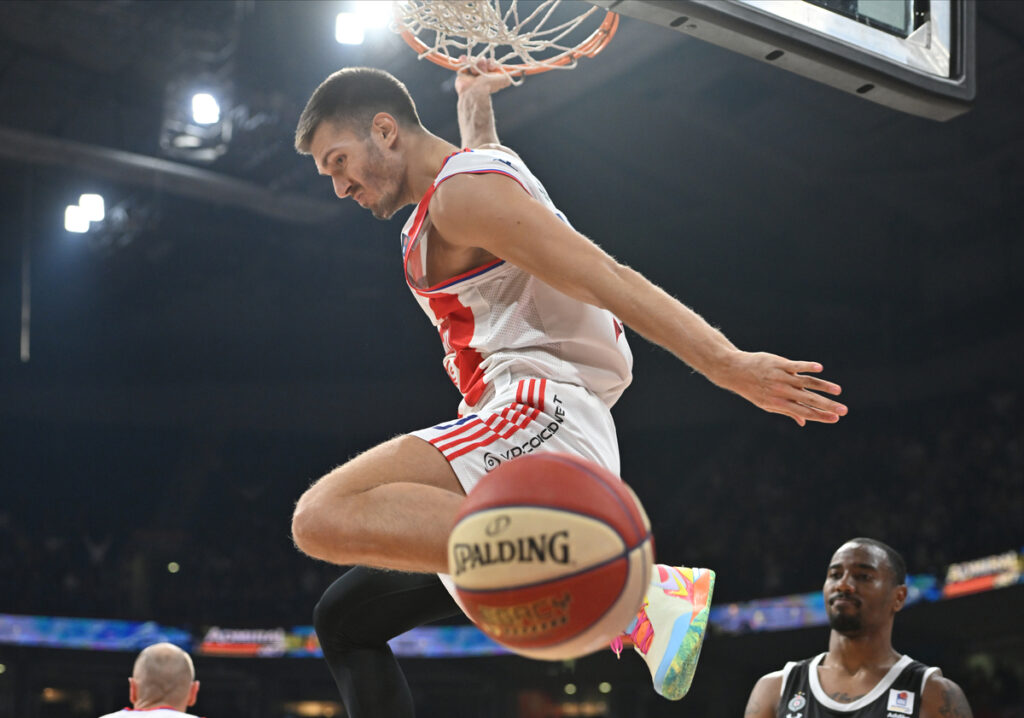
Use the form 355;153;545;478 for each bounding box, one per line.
130;643;198;710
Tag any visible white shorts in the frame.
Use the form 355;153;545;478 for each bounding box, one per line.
410;376;621;607
409;376;620;493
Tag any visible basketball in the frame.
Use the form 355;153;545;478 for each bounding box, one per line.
447;452;654;660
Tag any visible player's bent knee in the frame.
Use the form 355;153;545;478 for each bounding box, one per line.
291;489;367;563
290;504;318;558
291;494;339;560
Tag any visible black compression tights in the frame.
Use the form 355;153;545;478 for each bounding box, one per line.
313;566;462;718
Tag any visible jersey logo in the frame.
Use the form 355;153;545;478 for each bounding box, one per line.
886;688;914;714
786;691;807;716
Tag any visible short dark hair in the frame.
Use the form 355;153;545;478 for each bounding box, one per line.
294;67;423;154
846;537;907;585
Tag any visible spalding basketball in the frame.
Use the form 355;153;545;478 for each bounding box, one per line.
447;452;654;660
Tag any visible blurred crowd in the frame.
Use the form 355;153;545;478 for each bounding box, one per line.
624;387;1024;603
2;388;1021;630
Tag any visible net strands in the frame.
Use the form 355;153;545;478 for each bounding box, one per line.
395;1;618;79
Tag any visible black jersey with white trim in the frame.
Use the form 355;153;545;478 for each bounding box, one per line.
777;653;940;718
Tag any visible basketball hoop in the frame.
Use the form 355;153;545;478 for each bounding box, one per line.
393;1;619;82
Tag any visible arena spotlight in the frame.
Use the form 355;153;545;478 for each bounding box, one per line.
65;193;105;233
191;92;221;125
335;12;365;45
160;76;232;162
335;2;393;45
78;193;105;222
353;0;392;28
64;205;90;233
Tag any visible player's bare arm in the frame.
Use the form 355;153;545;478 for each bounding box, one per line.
921;675;973;718
429;173;848;426
455;58;520;157
744;673;783;718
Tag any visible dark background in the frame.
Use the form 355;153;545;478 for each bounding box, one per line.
0;1;1022;716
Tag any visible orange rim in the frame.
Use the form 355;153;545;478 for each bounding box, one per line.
397;10;619;76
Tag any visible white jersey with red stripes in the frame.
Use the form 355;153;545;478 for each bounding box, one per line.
400;148;633;416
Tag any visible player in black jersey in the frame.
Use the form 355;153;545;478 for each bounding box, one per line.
744;538;972;718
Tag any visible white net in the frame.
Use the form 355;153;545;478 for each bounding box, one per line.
394;1;615;79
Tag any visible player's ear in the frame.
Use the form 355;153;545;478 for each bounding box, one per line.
372;112;399;147
128;677;138;704
891;583;908;614
187;680;200;706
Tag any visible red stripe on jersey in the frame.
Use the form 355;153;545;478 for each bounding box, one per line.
514;378;546;412
432;417;484;444
493;403;532;435
405;150;465;243
413;258;504;295
435;403;523;456
435;423;494;454
439;400;535;460
420;168;529;251
428;293;487;406
445;406;542;461
403;154;528;296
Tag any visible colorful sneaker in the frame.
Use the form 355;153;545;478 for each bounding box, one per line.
611;565;715;700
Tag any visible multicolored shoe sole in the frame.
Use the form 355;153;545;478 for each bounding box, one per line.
649;566;715;700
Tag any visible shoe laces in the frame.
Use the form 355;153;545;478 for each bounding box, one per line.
610;635;624;659
610;603;651;659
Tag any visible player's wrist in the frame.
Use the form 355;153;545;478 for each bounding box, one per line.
702;346;745;388
457;91;491;105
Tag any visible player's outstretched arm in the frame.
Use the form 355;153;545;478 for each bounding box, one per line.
455;57;520;157
743;672;783;718
430;173;847;426
921;675;973;718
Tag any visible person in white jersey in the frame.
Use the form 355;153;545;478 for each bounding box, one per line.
99;642;201;718
744;538;972;718
290;62;848;717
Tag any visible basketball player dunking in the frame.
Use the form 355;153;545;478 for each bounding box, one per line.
290;62;848;717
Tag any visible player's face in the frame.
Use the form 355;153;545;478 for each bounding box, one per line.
823;542;904;637
310;120;406;220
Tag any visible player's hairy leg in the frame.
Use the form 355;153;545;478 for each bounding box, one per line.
291;435;464;573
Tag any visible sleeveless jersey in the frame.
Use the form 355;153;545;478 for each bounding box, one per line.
400;148;633;416
777;653;940;718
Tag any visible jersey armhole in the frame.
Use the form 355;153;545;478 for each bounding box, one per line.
920;666;942;695
780;661;798;698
